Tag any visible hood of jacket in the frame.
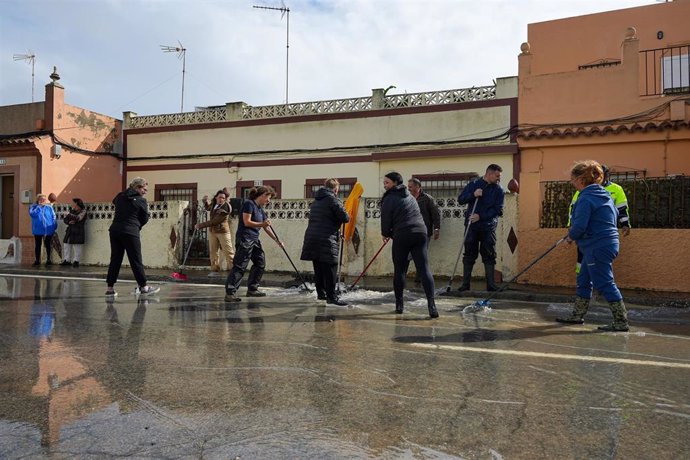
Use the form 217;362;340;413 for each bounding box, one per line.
125;187;141;200
314;187;336;201
382;184;409;199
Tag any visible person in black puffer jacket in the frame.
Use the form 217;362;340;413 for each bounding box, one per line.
105;177;159;297
60;198;87;267
380;172;438;318
300;179;350;305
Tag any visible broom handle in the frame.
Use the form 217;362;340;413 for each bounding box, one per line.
180;228;197;268
349;237;390;290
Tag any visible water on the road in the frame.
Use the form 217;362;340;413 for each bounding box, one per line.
1;275;689;458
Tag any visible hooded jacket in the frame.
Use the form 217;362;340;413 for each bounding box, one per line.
109;187;150;237
458;177;504;228
300;187;350;263
568;184;619;253
380;184;427;238
29;203;57;236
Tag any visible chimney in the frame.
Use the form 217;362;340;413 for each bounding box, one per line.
44;66;64;132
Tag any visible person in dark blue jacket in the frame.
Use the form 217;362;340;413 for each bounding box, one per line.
28;194;57;266
300;179;350;306
556;160;629;331
457;164;504;291
224;186;283;302
381;172;438;318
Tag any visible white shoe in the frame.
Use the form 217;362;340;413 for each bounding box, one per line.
139;285;160;295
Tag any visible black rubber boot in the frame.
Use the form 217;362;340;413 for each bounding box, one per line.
395;298;404;314
485;263;499;291
428;298;439;319
458;263;473;292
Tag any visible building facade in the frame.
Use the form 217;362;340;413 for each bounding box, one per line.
0;69;122;264
517;0;690;292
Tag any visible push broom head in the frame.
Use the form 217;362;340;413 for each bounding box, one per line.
171;271;188;281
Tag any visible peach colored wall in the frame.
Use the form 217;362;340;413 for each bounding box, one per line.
526;1;690;77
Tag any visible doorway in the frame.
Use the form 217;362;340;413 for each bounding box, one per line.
1;175;15;239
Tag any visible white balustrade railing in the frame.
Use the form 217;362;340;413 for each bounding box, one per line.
127;85;497;129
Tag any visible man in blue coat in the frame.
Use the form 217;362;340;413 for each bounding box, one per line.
457;164;504;291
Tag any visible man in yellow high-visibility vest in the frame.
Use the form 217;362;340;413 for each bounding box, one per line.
568;165;631;273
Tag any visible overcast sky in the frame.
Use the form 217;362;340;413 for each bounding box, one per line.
0;0;654;119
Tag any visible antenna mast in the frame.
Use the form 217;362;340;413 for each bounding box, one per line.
160;42;187;112
13;51;36;102
253;2;290;105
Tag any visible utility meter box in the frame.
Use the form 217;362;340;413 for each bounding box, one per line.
21;190;33;204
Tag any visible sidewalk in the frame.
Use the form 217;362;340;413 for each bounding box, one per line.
1;263;688;308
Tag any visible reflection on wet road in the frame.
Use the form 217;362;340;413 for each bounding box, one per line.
1;275;689;458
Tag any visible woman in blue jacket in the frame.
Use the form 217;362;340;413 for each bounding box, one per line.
556;160;629;331
28;194;57;266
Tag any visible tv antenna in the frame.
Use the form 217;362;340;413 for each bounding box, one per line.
253;2;290;105
13;51;36;102
160;41;187;112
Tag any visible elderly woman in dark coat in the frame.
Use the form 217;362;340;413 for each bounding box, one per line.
381;172;438;318
300;178;350;306
60;198;87;267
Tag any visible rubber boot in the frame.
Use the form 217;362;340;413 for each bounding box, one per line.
598;300;630;332
556;296;590;324
427;298;439;319
458;263;473;292
395;298;404;314
484;263;499;291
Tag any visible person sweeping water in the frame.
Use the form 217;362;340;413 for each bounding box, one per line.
556;160;629;332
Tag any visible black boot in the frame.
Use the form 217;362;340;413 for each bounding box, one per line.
395;298;404;314
485;263;499;291
428;298;439;319
458;263;473;291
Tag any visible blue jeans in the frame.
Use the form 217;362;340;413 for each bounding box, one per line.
576;245;622;302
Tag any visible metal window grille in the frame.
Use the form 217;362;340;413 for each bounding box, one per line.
541;176;690;229
415;174;479;198
640;45;690;96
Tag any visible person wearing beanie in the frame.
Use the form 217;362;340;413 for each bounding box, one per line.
380;171;438;318
61;198;88;267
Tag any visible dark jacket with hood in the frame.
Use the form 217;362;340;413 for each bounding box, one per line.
569;183;619;253
300;187;350;264
109;188;149;237
380;184;427;238
458;177;504;228
63;207;87;244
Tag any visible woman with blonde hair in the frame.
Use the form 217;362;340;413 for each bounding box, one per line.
556;160;629;331
28;194;57;266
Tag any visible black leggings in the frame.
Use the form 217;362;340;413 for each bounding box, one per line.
106;232;147;287
34;235;53;263
391;232;435;301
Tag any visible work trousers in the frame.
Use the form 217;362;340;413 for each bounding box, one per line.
225;240;266;294
576;244;623;302
313;261;338;300
63;243;83;262
391;232;435;301
106;232;147;287
462;224;497;265
34;235;53;263
208;231;235;270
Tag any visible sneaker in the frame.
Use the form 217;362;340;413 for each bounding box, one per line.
139;285;160;296
105;290;118;298
72;261;79;268
60;260;71;266
224;293;241;302
247;290;266;297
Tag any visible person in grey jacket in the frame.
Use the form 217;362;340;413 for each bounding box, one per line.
381;172;438;318
300;179;350;305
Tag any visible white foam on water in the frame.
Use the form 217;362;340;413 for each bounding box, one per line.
462;304;492;314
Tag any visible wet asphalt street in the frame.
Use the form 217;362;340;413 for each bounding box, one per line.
1;274;689;459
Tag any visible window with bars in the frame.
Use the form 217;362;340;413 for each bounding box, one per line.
154;183;197;204
304;177;357;199
235;180;282;199
411;173;479;198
